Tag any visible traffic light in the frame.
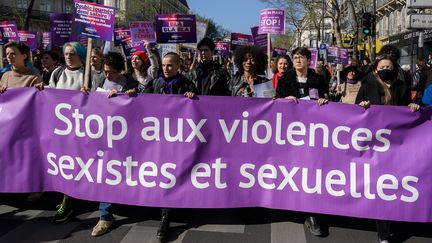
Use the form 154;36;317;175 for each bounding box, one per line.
362;12;373;37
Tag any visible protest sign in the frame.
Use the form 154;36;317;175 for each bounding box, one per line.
129;21;156;44
258;9;285;35
327;46;349;65
251;26;270;50
155;14;197;43
231;33;253;50
72;0;116;41
215;41;230;57
41;32;51;50
0;21;18;45
309;48;319;69
50;13;74;47
17;31;38;51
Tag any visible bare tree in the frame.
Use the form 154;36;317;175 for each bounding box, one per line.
23;0;36;30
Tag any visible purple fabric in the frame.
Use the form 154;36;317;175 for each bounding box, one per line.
72;0;116;41
1;88;432;223
258;9;285;34
155;14;197;44
0;21;18;45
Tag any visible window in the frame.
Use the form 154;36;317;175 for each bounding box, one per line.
17;0;29;9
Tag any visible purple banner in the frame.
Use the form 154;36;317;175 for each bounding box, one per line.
1;88;432;223
258;9;285;35
309;48;318;69
251;26;270;51
17;30;37;51
129;21;156;44
72;0;116;41
231;33;253;50
50;13;74;47
215;41;230;57
0;21;18;45
155;14;197;44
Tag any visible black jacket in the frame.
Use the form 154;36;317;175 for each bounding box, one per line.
152;74;197;95
275;68;326;99
230;73;269;97
355;72;410;106
187;61;230;96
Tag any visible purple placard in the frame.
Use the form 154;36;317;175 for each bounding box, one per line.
258;9;285;35
340;48;349;65
327;46;347;65
114;28;131;46
0;21;18;45
72;0;116;41
273;48;287;57
129;21;156;44
155;14;197;44
2;88;432;223
215;41;230;57
309;48;318;69
50;13;74;47
121;37;145;59
41;32;51;50
17;30;37;51
251;26;270;51
231;33;253;50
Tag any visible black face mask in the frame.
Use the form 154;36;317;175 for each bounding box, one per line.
377;69;396;82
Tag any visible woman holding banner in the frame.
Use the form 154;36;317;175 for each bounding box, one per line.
271;54;292;89
0;41;43;92
355;54;420;243
130;41;159;93
231;45;270;97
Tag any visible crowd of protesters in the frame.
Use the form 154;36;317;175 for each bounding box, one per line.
0;38;429;243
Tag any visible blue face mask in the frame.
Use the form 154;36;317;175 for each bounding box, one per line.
377;69;396;82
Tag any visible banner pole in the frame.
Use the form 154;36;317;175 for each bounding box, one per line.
0;45;3;69
267;33;271;79
84;38;93;89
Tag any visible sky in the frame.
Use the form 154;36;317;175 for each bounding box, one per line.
187;0;270;34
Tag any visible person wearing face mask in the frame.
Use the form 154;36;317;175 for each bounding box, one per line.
356;54;419;243
336;65;362;104
271;54;293;89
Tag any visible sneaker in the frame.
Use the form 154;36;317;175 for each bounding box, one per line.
52;203;73;223
156;215;170;242
304;216;323;236
91;219;113;237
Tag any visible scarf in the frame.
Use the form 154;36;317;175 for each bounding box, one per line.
159;73;185;94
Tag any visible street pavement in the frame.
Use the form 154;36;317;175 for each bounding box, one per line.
0;193;431;243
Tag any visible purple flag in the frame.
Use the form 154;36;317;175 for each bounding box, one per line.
1;88;432;223
72;0;116;41
129;21;156;44
0;21;18;45
258;9;285;35
215;41;230;57
155;14;197;44
18;30;37;51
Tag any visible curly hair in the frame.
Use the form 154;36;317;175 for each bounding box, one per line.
103;52;125;72
378;44;401;62
233;45;268;75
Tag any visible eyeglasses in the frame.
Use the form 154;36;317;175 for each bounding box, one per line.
293;55;307;60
